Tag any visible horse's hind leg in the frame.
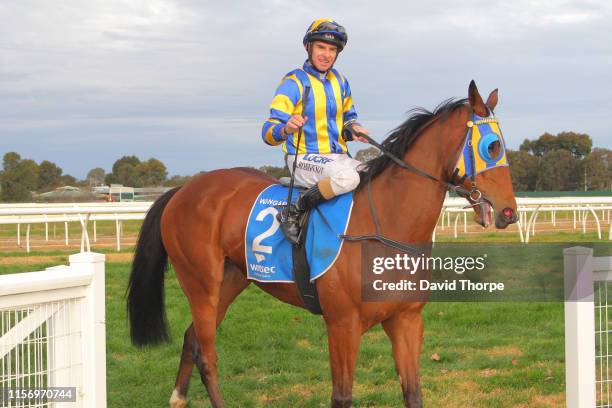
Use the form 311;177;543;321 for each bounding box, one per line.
382;310;424;408
170;260;249;408
170;324;197;408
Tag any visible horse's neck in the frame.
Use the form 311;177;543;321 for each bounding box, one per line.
358;114;462;242
365;170;447;242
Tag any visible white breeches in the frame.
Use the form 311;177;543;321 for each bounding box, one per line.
285;153;363;196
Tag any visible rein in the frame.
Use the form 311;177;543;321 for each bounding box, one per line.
340;106;493;250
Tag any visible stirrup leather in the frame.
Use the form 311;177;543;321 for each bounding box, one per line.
279;185;327;245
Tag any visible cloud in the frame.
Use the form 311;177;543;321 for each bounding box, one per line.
0;0;610;177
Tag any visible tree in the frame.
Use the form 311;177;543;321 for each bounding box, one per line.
0;158;39;202
520;133;556;156
87;167;106;186
59;174;78;186
106;155;141;186
38;160;63;191
355;147;381;163
520;132;592;159
581;148;612;190
556;131;592;159
3;152;21;172
105;155;168;187
506;150;538;191
137;158;167;186
164;175;192;187
538;150;579;191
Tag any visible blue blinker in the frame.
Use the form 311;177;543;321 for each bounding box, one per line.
478;132;503;162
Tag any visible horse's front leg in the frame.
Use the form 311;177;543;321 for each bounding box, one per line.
382;310;424;408
326;315;362;408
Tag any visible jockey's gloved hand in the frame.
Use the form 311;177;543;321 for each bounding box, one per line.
344;123;370;144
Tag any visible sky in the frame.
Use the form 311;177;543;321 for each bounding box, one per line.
1;0;611;178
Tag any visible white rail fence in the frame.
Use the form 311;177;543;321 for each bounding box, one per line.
0;252;106;407
0;197;611;252
0;204;150;252
437;197;612;243
564;246;612;407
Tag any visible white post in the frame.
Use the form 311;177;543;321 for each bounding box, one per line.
26;224;31;253
564;246;596;408
69;252;107;407
517;220;525;243
454;214;459;238
115;217;121;251
573;209;577;230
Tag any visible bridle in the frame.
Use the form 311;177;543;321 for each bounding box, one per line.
339;105;503;251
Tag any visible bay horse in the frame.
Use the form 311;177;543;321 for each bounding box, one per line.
127;81;518;407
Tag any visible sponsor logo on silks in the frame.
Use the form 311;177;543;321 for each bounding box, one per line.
302;154;334;164
297;162;324;174
454;114;509;178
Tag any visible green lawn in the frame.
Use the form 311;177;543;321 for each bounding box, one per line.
3;234;611;406
105;263;566;407
0;258;567;407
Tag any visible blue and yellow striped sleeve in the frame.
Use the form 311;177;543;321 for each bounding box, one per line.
341;76;359;127
261;75;301;146
337;75;359;141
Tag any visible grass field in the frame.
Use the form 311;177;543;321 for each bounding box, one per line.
1;229;610;406
4;235;611;407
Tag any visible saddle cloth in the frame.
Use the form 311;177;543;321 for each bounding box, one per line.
244;184;354;282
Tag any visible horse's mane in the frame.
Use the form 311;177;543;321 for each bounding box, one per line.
357;98;468;190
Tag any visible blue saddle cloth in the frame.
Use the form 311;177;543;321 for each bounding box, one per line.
245;184;354;282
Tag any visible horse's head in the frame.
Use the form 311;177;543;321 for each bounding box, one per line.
452;81;518;229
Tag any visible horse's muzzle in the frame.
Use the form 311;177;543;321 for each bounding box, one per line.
495;207;518;229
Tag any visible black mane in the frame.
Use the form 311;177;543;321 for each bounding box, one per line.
357;98;468;190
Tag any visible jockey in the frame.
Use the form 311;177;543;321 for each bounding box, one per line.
261;18;370;243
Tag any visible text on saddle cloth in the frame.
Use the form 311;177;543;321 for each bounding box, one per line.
244;184;354;283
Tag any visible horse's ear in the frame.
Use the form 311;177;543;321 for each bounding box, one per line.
468;80;487;116
486;88;499;111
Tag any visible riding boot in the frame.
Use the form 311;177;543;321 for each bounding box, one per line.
280;185;327;244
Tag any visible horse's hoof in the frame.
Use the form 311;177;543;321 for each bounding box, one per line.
169;389;187;408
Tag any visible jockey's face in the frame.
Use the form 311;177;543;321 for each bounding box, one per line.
308;41;338;72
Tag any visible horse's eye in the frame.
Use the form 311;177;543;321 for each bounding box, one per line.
478;133;503;161
488;140;501;159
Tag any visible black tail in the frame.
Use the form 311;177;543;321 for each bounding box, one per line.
127;187;180;346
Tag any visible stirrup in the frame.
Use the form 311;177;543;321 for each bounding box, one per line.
277;205;302;245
